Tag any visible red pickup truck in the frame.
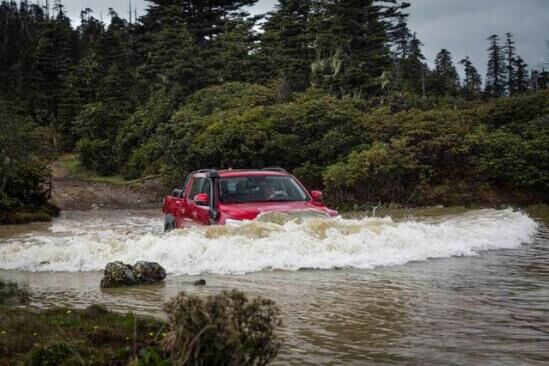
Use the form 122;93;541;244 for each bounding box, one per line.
162;168;338;230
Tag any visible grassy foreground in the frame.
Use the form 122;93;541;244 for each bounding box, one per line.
0;280;282;365
0;280;164;364
0;305;165;365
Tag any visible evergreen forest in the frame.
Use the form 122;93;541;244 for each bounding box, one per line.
1;0;548;216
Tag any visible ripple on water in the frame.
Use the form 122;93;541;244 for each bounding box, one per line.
0;208;547;365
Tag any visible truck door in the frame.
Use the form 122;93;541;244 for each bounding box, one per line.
184;177;212;225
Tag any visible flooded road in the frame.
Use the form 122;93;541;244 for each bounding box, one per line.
1;208;548;365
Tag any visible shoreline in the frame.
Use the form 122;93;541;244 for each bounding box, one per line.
1;155;546;226
1;199;546;226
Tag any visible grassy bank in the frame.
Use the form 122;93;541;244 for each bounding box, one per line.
56;154;160;186
0;202;60;225
0;305;165;365
0;280;282;365
1;279;163;364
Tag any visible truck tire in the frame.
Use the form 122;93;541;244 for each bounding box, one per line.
164;214;176;232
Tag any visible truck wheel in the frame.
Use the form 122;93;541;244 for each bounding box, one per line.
164;214;176;232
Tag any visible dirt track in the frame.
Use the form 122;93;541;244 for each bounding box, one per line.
49;161;162;211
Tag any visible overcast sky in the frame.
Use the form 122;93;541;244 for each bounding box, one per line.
62;0;549;78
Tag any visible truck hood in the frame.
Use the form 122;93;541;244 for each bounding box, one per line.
218;201;337;221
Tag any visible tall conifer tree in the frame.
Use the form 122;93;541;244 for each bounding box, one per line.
513;56;529;94
310;0;406;98
504;32;517;95
258;0;313;95
460;56;482;100
430;48;460;96
485;34;506;97
401;33;427;95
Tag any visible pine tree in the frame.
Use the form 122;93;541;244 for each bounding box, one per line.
139;4;194;92
29;1;78;149
504;32;516;95
538;68;549;89
140;0;259;93
430;48;460;96
141;0;259;41
513;56;529;94
257;0;313;95
78;8;103;50
215;17;259;84
460;56;482;100
485;34;505;97
0;1;46;98
94;9;135;111
310;0;406;98
390;12;412;84
401;33;427;95
531;69;539;91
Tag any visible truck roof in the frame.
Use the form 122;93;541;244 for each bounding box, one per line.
193;169;289;178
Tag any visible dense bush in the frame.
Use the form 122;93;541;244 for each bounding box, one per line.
76;138;119;176
162;290;282;366
324;92;549;205
0;100;53;211
479;91;548;130
324;141;423;204
81;83;548;206
74;102;125;175
148;84;367;189
116;89;176;179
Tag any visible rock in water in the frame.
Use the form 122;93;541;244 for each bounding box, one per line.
100;261;137;288
193;279;206;286
100;261;167;288
133;261;167;283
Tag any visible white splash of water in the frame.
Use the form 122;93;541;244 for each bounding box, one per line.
0;209;538;274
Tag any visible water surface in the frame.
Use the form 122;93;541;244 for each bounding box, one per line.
0;207;547;365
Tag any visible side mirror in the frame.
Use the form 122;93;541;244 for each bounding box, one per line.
194;193;209;206
311;190;323;202
172;189;183;198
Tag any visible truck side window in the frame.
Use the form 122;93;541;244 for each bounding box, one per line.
201;179;211;195
188;178;212;200
188;178;204;200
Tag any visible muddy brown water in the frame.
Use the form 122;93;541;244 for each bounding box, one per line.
0;207;548;365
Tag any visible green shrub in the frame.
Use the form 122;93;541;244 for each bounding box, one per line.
27;343;72;366
292;162;324;190
0;279;30;305
116;89;175;178
162;290;282;366
0;100;53;211
73;102;123;141
480;91;549;130
73;102;125;176
466;125;549;190
184;82;277;116
155;84;366;182
121;139;164;180
324;140;423;204
77;138;118;175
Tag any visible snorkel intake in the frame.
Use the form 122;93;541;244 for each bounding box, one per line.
207;170;220;224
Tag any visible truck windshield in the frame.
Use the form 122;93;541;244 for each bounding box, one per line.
219;176;308;203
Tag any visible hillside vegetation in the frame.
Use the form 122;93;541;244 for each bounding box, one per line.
0;0;548;218
104;84;549;206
